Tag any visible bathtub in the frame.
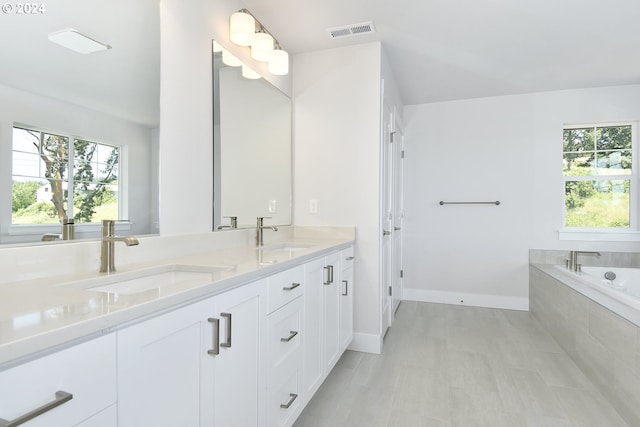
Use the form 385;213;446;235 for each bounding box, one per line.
553;265;640;312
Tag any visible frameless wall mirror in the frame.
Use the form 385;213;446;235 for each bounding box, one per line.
0;0;160;246
212;40;292;231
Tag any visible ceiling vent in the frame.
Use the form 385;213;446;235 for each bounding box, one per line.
326;21;375;39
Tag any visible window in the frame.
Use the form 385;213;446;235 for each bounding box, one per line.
562;123;636;230
12;125;120;225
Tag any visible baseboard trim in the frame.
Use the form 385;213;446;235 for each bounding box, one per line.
347;332;383;354
403;288;529;311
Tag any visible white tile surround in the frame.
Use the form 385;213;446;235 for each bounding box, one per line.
530;250;640;426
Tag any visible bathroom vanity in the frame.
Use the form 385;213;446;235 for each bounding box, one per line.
0;227;354;427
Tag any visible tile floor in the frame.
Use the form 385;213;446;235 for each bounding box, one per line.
293;301;629;427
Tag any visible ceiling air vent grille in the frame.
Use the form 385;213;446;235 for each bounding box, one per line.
326;21;376;39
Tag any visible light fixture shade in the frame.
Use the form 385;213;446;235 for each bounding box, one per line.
242;65;261;79
251;32;274;62
230;11;255;46
221;49;242;67
268;49;289;75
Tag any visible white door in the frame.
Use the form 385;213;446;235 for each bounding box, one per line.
303;257;324;402
323;251;341;373
380;99;393;334
391;124;404;315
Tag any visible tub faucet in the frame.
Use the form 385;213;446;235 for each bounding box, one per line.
256;216;278;246
100;219;139;273
567;250;601;272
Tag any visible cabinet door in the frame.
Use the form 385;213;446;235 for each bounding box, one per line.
117;298;215;427
303;257;325;402
340;247;354;354
0;334;116;427
323;251;341;373
212;280;266;427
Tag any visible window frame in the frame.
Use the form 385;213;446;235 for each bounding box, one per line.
560;121;639;241
8;123;128;237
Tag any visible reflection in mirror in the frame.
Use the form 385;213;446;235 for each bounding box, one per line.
212;40;292;231
0;0;160;245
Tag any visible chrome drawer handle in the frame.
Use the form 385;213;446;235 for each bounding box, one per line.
346;256;355;261
279;393;298;409
0;391;73;427
207;317;220;355
220;312;232;348
280;331;299;342
282;282;300;291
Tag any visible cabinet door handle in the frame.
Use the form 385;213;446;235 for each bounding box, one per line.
342;280;348;296
279;393;298;409
220;312;232;348
383;230;391;236
324;265;334;285
0;390;73;427
207;317;220;355
346;256;355;261
280;331;299;342
283;282;300;291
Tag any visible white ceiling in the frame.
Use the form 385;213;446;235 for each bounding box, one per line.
244;0;640;105
0;0;159;127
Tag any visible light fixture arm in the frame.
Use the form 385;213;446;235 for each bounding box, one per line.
236;8;283;50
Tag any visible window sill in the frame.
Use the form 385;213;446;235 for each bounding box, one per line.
558;229;640;242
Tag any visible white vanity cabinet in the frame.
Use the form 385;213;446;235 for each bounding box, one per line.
265;266;305;427
339;247;354;354
302;248;354;405
117;279;266;427
0;334;117;427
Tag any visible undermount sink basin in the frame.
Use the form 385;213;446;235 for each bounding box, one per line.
60;264;230;295
259;242;316;252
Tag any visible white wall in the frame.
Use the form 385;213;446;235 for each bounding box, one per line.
159;0;291;235
0;83;155;243
293;42;383;350
403;85;640;310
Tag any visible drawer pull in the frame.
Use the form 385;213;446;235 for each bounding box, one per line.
207;317;220;355
324;265;334;285
279;393;298;409
280;330;299;342
346;256;355;261
282;282;300;291
220;312;232;348
0;390;73;427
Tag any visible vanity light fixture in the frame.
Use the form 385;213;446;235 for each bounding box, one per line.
242;64;261;79
48;28;111;54
221;48;243;67
229;8;289;76
230;10;255;46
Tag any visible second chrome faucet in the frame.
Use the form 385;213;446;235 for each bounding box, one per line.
100;219;139;273
256;217;278;246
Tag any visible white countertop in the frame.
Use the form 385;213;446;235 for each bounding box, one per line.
0;232;353;369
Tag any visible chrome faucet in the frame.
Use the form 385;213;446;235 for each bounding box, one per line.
216;216;238;230
100;219;139;273
42;218;75;241
567;250;601;272
256;217;278;246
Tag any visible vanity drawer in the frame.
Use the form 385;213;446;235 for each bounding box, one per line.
267;265;304;313
267;361;303;427
268;296;303;368
0;334;117;427
341;246;355;270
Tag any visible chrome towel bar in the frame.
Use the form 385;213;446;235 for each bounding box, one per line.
439;201;500;205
